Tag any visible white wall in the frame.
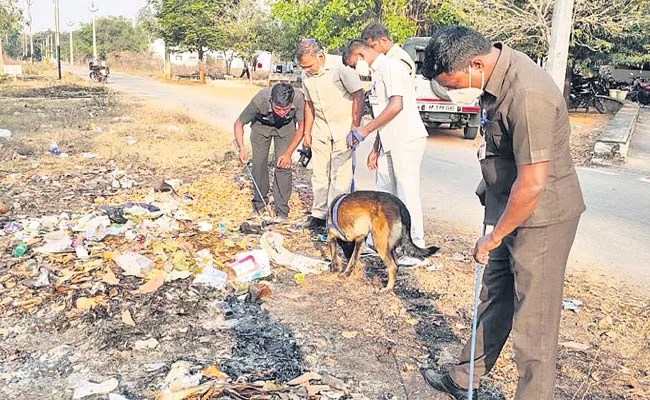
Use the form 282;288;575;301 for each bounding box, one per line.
150;39;272;71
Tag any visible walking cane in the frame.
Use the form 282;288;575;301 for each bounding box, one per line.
468;224;487;400
233;139;274;217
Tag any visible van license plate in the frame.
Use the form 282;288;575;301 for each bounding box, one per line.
421;104;458;112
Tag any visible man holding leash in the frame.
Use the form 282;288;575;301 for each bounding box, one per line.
342;39;429;265
234;83;305;221
361;23;415;80
297;39;365;231
420;26;585;399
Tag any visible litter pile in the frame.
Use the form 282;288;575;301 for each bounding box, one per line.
0;160;356;399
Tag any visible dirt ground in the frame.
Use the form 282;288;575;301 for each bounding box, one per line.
1;71;648;400
568;112;613;166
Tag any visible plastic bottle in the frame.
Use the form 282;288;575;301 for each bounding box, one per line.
13;242;28;257
49;141;61;156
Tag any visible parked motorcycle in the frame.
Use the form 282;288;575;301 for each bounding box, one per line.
569;74;606;113
89;61;110;83
627;78;650;106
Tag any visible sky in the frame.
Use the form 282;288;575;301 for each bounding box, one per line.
19;0;147;32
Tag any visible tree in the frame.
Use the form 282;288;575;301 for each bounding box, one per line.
456;0;649;70
0;0;22;70
155;0;228;83
74;17;148;60
270;0;419;53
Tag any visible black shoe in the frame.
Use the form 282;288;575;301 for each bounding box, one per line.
421;370;477;400
302;216;326;231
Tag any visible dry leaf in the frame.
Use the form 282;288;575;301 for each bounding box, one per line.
203;365;229;382
559;341;591;351
405;318;419;325
102;268;119;285
122;310;136;326
342;331;358;339
76;296;104;311
135;270;165;294
287;371;323;386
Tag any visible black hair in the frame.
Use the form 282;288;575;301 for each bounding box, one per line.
296;39;323;62
361;23;390;41
342;39;370;67
271;83;295;108
422;25;493;80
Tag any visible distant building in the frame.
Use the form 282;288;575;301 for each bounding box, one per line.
150;39;272;72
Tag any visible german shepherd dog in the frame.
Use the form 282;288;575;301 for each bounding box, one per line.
326;191;439;290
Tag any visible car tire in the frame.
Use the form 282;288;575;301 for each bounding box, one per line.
464;125;479;140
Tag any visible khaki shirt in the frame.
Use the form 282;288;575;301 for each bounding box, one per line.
370;54;427;152
302;54;363;142
386;44;415;79
478;43;585;227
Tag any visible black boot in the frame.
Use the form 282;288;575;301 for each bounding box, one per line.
421;369;477;400
302;216;326;231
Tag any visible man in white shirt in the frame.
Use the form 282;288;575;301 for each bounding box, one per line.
343;39;429;263
361;23;415;80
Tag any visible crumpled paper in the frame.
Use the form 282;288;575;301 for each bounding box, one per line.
260;232;329;275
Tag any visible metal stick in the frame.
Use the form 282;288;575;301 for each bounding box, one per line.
232;139;273;216
468;224;487;399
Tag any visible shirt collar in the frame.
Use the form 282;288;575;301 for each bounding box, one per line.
386;44;399;58
370;53;388;73
484;43;510;98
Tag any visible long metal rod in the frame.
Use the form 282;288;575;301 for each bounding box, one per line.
232;139;273;216
468;224;487;399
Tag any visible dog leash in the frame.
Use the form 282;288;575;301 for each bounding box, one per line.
325;130;365;239
347;129;365;192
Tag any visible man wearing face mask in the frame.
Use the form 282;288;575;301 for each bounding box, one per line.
361;23;415;80
297;39;365;231
342;39;429;263
419;26;585;400
234;83;305;221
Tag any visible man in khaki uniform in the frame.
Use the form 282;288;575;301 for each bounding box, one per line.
297;40;365;230
420;26;585;399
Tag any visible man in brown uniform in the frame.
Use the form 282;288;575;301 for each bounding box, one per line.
420;26;585;399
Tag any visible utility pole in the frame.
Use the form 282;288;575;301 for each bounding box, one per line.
26;0;34;63
54;0;61;79
89;1;99;62
67;20;74;64
546;0;575;93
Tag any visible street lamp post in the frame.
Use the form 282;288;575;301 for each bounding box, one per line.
89;1;99;62
55;0;62;79
26;0;34;63
67;21;74;65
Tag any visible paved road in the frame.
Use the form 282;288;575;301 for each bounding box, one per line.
70;68;650;286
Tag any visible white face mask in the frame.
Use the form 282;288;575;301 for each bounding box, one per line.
355;57;370;77
446;67;484;104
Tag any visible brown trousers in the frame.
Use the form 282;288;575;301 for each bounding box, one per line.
449;217;580;399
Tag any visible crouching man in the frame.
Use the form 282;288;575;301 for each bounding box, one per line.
234;83;305;220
